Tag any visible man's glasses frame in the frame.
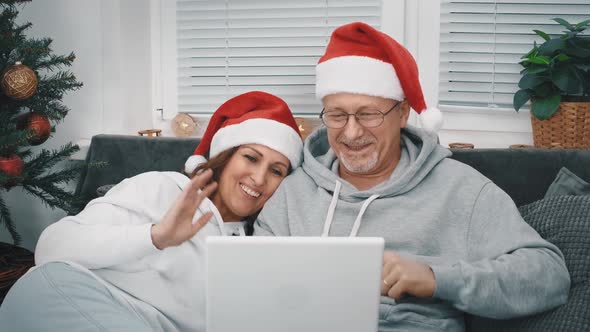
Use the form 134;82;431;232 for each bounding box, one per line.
319;100;402;129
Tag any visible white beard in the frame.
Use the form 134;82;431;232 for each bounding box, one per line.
338;151;379;174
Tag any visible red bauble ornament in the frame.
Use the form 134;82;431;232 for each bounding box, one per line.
0;154;23;176
0;154;24;188
16;112;51;145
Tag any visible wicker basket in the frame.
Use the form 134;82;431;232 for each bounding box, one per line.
531;102;590;149
0;243;34;304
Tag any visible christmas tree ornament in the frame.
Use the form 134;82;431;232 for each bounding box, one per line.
171;113;198;137
16;112;51;145
1;61;38;101
0;154;23;177
0;154;24;188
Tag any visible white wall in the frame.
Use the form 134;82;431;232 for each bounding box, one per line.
0;0;152;250
101;0;152;135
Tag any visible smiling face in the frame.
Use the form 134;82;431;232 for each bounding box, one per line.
212;144;290;222
323;93;410;176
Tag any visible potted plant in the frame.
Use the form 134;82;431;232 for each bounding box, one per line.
513;18;590;149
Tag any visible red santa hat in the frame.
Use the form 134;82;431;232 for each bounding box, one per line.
316;22;443;132
184;91;303;174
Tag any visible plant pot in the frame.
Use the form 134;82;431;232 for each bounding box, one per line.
530;101;590;149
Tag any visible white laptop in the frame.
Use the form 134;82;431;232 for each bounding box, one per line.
206;236;384;332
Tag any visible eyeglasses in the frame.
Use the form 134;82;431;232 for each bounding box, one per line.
319;101;402;129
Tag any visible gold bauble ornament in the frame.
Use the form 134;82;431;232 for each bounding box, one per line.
1;62;38;101
171;113;198;137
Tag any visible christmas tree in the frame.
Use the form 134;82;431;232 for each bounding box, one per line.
0;0;83;245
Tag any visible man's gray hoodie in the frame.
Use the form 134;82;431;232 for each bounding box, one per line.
254;125;570;332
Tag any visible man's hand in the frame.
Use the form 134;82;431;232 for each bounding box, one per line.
381;251;436;300
151;169;218;250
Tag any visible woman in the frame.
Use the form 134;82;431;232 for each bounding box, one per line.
0;91;303;332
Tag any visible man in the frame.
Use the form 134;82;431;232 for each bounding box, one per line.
254;22;570;331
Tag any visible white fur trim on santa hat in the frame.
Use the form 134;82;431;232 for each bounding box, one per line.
184;154;207;174
316;56;404;101
418;107;443;133
210;118;303;168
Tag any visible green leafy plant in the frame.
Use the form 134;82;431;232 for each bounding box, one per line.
514;18;590;120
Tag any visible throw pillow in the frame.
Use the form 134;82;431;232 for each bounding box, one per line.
468;195;590;332
545;167;590;198
96;184;116;197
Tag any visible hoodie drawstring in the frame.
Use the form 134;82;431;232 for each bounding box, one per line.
201;197;245;236
321;181;341;237
321;180;379;237
349;194;379;237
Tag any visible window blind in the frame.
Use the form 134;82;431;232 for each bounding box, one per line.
167;0;382;116
439;0;590;110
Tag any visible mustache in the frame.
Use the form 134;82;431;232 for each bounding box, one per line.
336;136;376;147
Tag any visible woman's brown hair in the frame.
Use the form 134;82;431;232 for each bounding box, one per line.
191;146;239;184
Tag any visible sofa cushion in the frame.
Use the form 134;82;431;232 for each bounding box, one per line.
545;167;590;198
468;195;590;331
96;184;116;197
75;134;201;205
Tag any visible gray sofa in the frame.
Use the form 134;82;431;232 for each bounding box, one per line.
76;134;590;332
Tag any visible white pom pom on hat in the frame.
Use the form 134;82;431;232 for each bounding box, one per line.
418;107;443;133
184;155;207;175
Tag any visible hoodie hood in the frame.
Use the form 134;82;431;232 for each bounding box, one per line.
302;125;451;200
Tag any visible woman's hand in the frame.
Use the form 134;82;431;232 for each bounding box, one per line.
151;169;218;250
